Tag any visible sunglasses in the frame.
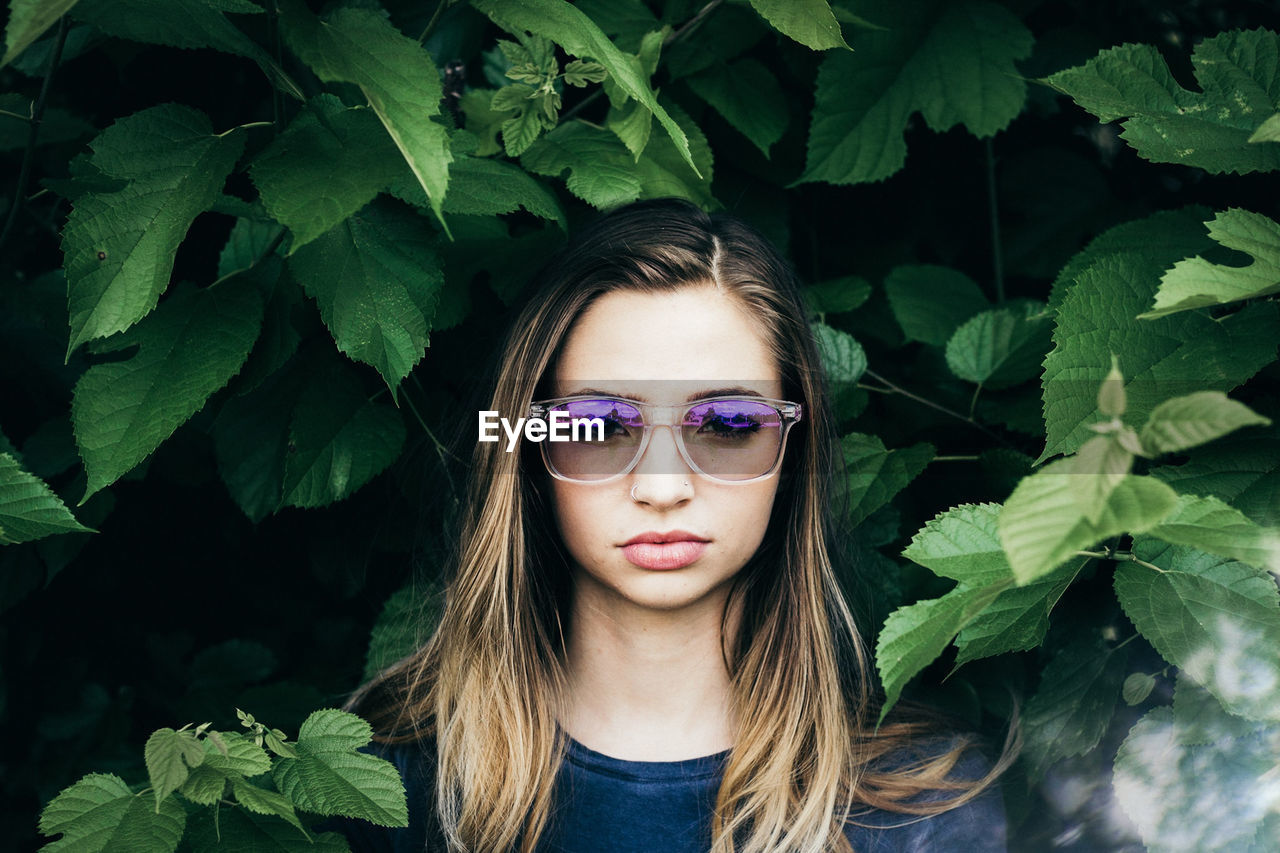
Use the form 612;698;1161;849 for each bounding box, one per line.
527;395;803;484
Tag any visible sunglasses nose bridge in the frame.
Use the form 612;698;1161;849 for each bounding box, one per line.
631;420;693;476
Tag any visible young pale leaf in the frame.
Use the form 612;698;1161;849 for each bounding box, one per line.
1139;391;1271;455
748;0;847;50
231;777;306;835
998;463;1179;584
281;360;405;510
144;728;206;810
71;0;301;98
841;434;933;527
884;265;989;347
804;276;871;316
72;278;263;501
686;58;788;155
954;563;1077;666
1249;112;1280;142
1122;672;1158;706
288;204;443;392
1115;693;1280;853
1117;540;1280;721
522;121;643;209
279;0;451;224
800;0;1031;185
1069;434;1135;522
812;323;867;385
1022;633;1130;782
2;0;80;67
944;305;1051;389
63;104;245;355
0;453;92;544
38;772;187;852
250;96;403;251
472;0;698;175
1041;253;1279;461
876;583;1006;720
1145;494;1280;573
1097;355;1126;418
1149;424;1280;526
1141;209;1280;318
903;503;1011;585
271;709;408;826
1046;29;1280;175
563;59;607;86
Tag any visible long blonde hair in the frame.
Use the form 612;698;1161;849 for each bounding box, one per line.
345;199;1012;852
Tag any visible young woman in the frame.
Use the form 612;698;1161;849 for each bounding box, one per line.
328;198;1012;852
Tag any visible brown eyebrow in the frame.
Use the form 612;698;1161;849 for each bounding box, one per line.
562;386;767;402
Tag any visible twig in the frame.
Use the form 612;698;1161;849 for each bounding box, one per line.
863;369;1011;445
665;0;725;48
985;137;1005;303
0;16;69;260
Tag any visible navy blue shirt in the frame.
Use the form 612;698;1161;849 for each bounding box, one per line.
320;736;1006;852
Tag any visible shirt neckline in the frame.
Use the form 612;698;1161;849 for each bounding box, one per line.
564;736;731;782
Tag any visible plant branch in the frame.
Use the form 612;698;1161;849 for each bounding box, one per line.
985;137;1005;303
863;369;1011;445
0;16;69;261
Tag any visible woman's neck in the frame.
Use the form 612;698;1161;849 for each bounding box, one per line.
560;575;741;762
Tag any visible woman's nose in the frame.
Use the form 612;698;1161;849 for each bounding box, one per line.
628;425;694;504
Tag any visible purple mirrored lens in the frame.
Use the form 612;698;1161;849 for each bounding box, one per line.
544;399;644;480
683;400;783;480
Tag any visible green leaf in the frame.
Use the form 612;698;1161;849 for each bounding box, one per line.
563;59;607;86
72;278;263;500
1022;633;1130;782
211;367;303;522
1067;433;1135;521
38;772;187;852
178;730;272;805
279;0;452;225
231;778;307;836
185;805;352;851
1046;29;1280;174
144;728;205;810
883;265;989;347
686;58;788;155
0;453;92;544
1114;685;1280;853
903;503;1011;585
472;0;698;175
1149;423;1280;526
876;582;1005;719
250;96;403;251
812;322;867;385
954;563;1076;666
1116;540;1280;721
632;98;715;207
842;434;934;527
457;89;508;157
271;709;408;826
606;97;654;160
522;120;642;209
804;276;871;315
800;0;1032;185
1122;672;1158;706
944;304;1051;389
288;205;443;391
748;0;848;51
1141;209;1280;318
280;359;405;509
998;463;1179;583
71;0;300;98
1041;253;1280;461
62;104;245;354
2;0;80;67
391;155;565;226
364;584;438;681
1139;391;1271;455
1145;494;1280;573
1248;111;1280;142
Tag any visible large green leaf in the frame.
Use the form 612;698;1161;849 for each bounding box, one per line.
280;360;405;509
363;584;438;682
998;463;1179;584
813;323;867;385
472;0;697;174
231;778;306;836
250;95;403;251
279;0;451;223
1022;633;1130;782
686;58;788;155
62;104;245;355
178;730;273;806
1046;29;1280;174
521;121;642;209
1145;494;1280;573
1116;540;1280;721
633;98;715;207
288;205;443;391
2;0;81;67
0;453;91;544
271;709;408;825
1139;391;1271;455
391;154;565;227
748;0;847;51
1041;253;1279;461
211;367;303;522
71;278;263;500
1141;209;1280;318
184;806;351;851
144;728;205;809
945;304;1051;389
843;434;933;527
883;265;989;347
954;563;1076;666
72;0;300;98
1149;424;1280;526
38;772;187;852
800;0;1032;185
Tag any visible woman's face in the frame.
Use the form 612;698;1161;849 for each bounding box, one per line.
549;285;786;618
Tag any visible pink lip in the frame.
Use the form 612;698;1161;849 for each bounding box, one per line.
620;531;709;571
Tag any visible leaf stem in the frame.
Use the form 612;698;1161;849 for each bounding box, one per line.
217;121;274;137
266;0;285;133
985;137;1005;304
0;16;69;261
0;107;32;121
863;369;1011;445
665;0;725;48
419;0;453;44
933;455;981;462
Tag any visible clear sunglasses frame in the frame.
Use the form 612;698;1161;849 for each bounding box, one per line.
527;394;803;485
